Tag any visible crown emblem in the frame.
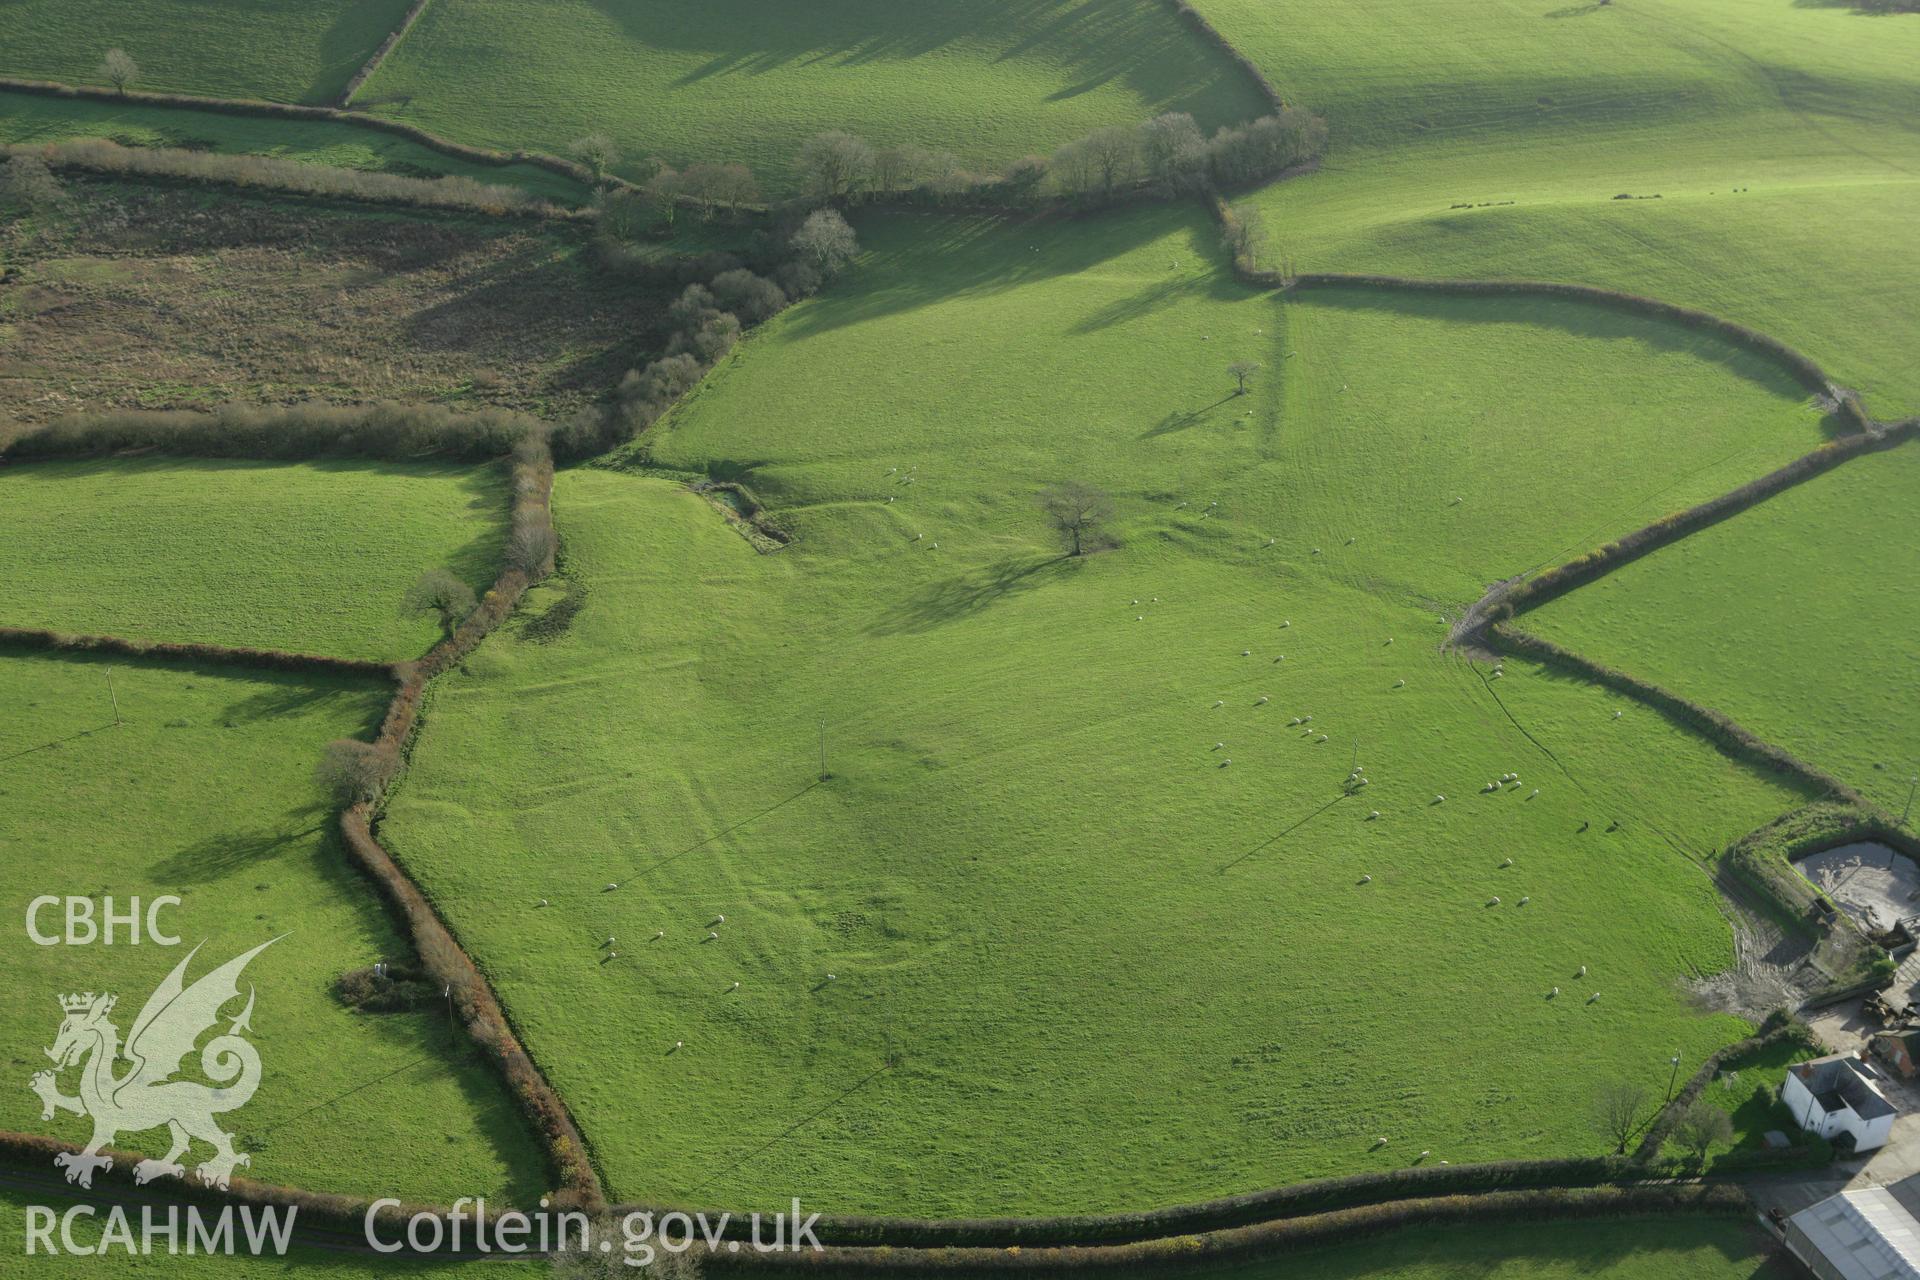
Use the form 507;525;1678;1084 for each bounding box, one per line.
60;992;111;1014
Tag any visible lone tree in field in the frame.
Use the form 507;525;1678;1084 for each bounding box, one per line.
791;208;859;277
98;48;140;95
402;568;476;639
568;133;620;184
1228;360;1260;395
1037;481;1115;557
1673;1099;1733;1168
1592;1081;1649;1154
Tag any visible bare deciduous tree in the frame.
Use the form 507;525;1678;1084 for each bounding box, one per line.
791;208;859;277
795;130;874;201
1228;360;1260;395
1082;125;1140;196
644;166;683;228
403;568;476;639
1673;1100;1733;1167
1037;481;1115;557
1593;1081;1649;1155
568;133;620;184
315;739;398;805
1221;202;1271;271
1138;112;1206;192
98;48;139;95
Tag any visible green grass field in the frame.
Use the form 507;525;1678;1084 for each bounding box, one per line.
0;91;589;203
1196;0;1920;416
1188;1215;1792;1279
356;0;1270;192
0;652;544;1204
1524;439;1920;814
0;459;508;661
0;0;415;105
376;206;1822;1215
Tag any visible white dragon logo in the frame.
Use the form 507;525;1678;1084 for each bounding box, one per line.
29;938;278;1191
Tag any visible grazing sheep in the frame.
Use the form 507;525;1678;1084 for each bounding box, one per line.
1281;620;1291;628
537;899;548;908
1133;599;1140;605
1137;616;1144;621
1242;650;1251;657
1577;965;1587;977
707;931;719;941
1394;678;1405;688
1301;715;1313;724
1490;670;1504;680
1550;986;1559;998
1500;857;1513;868
654;930;665;940
1529;789;1539;799
1488;896;1500;906
931;542;938;549
674;1040;683;1049
716;915;725;923
1215;742;1226;750
605;883;620;891
1215;699;1225;708
1152;597;1159;603
1265;538;1276;548
1518;897;1530;906
1434;794;1446;803
1318;734;1330;743
1346;537;1356;546
731;981;740;991
1385;637;1394;645
1221;759;1232;767
1257;695;1270;704
1289;717;1301;726
1368;810;1381;820
609;950;619;959
1360;874;1372;884
1612;710;1623;719
885;496;894;504
1312;547;1322;555
606;935;617;946
1587;992;1600;1004
1373;1136;1388;1148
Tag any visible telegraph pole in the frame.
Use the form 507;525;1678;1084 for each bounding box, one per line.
105;667;121;726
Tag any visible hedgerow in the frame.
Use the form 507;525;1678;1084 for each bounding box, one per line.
1;401;544;463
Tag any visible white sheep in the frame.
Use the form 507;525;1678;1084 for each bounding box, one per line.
707;931;719;941
674;1040;683;1049
1222;759;1232;766
1577;965;1587;977
653;930;665;940
931;542;938;549
1551;987;1559;997
1528;789;1539;799
1368;810;1380;820
606;935;617;946
1612;710;1623;720
1434;795;1446;803
1587;992;1600;1004
537;899;549;908
1257;695;1269;704
1281;620;1291;628
1490;670;1504;680
1289;717;1301;726
1242;649;1251;657
1394;678;1405;688
1214;699;1225;708
1500;857;1513;868
886;496;894;503
1215;742;1226;750
605;882;620;891
1312;547;1322;555
1318;734;1329;743
1346;537;1356;546
609;950;619;959
1264;538;1275;548
1518;896;1530;906
1275;654;1286;662
1137;615;1144;621
1488;896;1501;906
1301;715;1313;724
716;915;726;923
1386;636;1394;645
1360;874;1372;884
730;981;741;991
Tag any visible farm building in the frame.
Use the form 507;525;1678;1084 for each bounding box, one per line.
1784;1183;1920;1280
1783;1052;1899;1153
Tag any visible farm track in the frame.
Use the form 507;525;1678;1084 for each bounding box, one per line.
5;16;1917;1260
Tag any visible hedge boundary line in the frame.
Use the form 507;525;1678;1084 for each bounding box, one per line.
1161;0;1286;111
1490;419;1917;620
0;626;393;678
710;1185;1751;1272
1488;624;1859;805
0;77;609;197
7;138;575;220
334;435;604;1207
1633;1018;1802;1163
337;0;435;109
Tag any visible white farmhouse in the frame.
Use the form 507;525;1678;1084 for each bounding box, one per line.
1783;1051;1898;1153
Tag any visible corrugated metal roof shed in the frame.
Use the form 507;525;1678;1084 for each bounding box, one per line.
1790;1186;1920;1280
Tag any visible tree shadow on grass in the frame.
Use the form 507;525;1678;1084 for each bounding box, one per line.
153;818;328;885
1142;393;1240;439
867;553;1066;635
